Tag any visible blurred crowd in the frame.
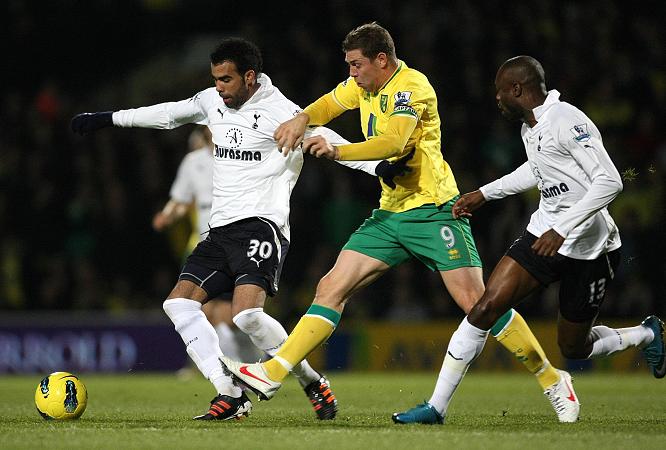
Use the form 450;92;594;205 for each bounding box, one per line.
1;0;664;323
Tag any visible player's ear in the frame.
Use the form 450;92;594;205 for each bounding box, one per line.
512;82;523;97
245;70;256;87
376;52;388;69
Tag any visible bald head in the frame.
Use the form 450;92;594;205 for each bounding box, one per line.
497;55;546;91
494;55;548;124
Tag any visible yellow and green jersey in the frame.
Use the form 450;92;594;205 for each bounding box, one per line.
304;60;459;212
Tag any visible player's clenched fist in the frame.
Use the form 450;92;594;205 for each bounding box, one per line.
71;111;114;135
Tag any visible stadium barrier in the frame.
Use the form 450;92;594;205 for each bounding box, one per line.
0;312;186;374
309;320;647;374
0;312;646;374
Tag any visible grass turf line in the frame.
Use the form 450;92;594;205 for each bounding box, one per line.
1;372;664;449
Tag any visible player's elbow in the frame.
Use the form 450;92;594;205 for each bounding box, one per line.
597;175;623;197
613;177;624;194
381;136;409;159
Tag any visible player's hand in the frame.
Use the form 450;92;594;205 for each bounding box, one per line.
71;111;114;135
152;212;170;231
452;190;486;219
302;136;339;160
274;113;309;156
375;149;415;189
531;229;564;257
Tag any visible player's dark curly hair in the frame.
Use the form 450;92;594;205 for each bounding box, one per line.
210;38;263;76
342;22;396;61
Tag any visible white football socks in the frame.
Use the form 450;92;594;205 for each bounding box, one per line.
588;324;654;358
163;298;242;397
233;308;321;387
214;322;239;359
428;317;489;414
214;322;263;362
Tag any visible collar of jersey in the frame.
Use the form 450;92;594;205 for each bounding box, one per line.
372;60;405;96
532;89;561;120
237;73;273;109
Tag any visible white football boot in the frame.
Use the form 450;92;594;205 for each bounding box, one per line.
219;356;282;400
543;369;580;423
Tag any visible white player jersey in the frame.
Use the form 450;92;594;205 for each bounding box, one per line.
169;146;213;237
480;90;623;260
113;74;378;240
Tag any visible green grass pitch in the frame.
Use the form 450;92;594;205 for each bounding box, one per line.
1;372;664;449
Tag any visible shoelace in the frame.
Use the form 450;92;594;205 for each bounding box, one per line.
544;390;567;414
310;381;335;401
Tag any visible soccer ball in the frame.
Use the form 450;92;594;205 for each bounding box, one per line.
34;372;88;420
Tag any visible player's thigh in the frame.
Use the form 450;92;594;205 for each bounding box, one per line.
556;249;621;356
342;208;412;269
224;218;290;297
558;249;621;323
316;249;391;307
396;202;482;273
203;299;233;325
177;239;237;301
231;284;267;317
167;279;208;302
440;266;484;313
468;256;542;329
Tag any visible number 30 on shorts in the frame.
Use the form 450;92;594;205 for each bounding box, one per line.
247;239;273;259
440;226;456;249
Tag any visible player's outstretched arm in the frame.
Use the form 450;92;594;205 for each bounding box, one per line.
71;111;114;135
452;190;486;219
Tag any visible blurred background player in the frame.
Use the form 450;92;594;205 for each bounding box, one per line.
152;126;262;371
221;22;578;424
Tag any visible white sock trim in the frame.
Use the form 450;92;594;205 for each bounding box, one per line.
163;297;202;315
273;355;293;372
460;317;490;339
232;307;264;322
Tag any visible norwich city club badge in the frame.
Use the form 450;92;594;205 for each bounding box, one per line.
380;94;388;113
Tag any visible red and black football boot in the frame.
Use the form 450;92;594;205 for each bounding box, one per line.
193;391;252;421
304;375;338;420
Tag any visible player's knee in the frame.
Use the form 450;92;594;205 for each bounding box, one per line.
558;339;588;359
314;276;345;308
232;308;263;334
162;298;203;330
468;296;501;329
162;298;185;320
162;300;171;318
